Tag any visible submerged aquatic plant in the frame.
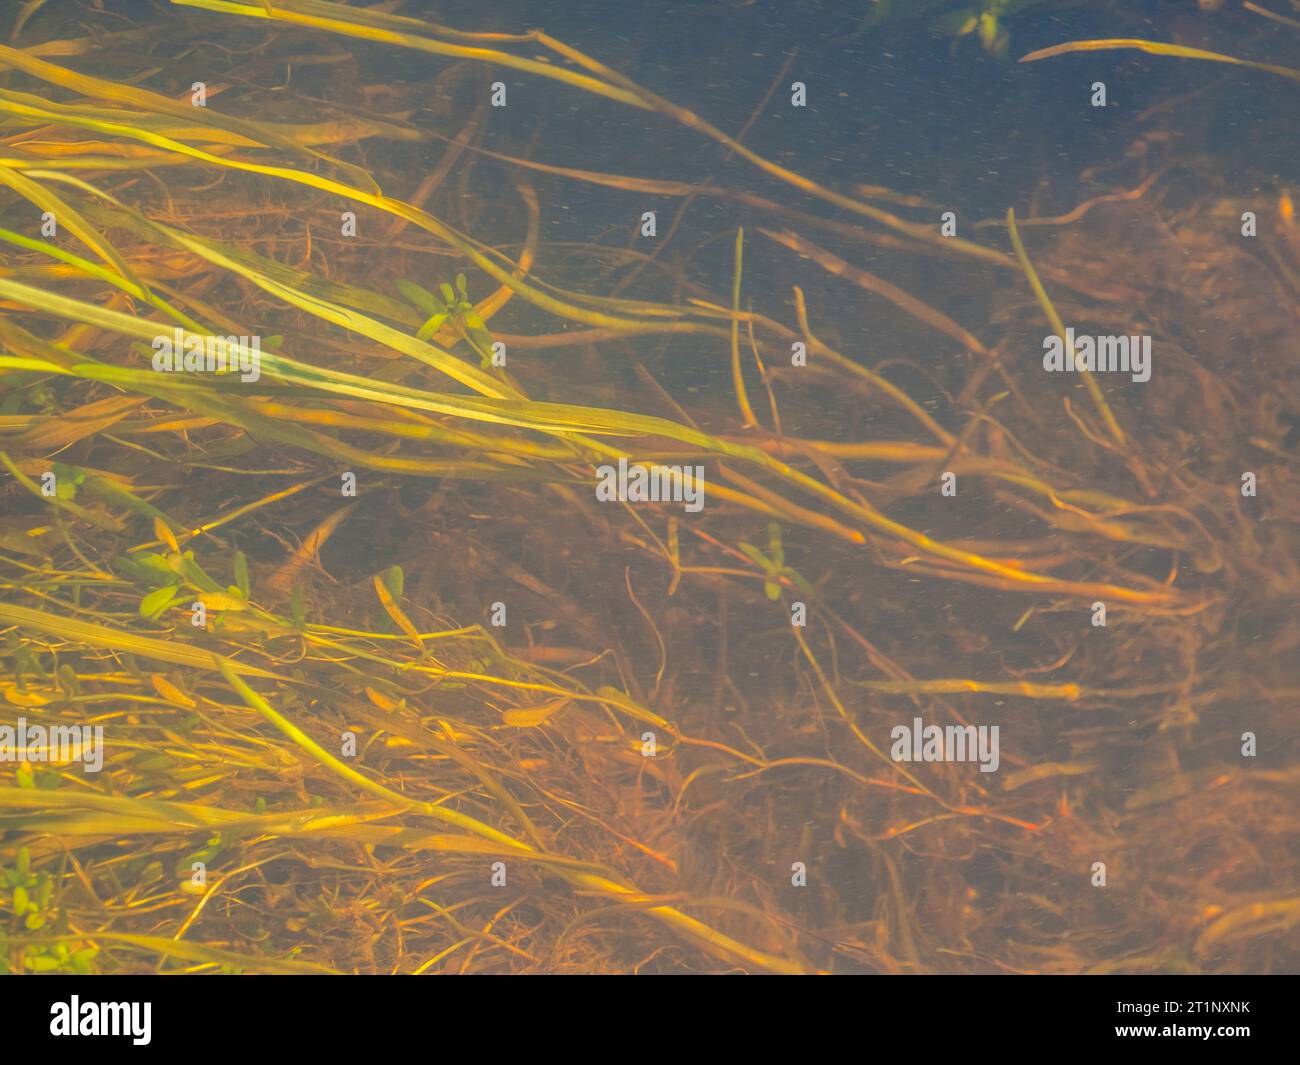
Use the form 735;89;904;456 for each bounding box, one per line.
848;0;1057;57
398;274;496;366
737;523;815;601
0;0;1294;975
1;846;98;973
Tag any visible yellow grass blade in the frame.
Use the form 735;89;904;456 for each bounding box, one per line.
373;574;423;651
170;0;650;110
1020;37;1300;84
0;40;383;190
0;602;285;679
0;164;145;295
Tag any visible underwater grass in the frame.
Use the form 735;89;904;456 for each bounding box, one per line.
0;0;1296;974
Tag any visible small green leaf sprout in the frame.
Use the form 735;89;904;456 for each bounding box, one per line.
397;274;496;367
2;847;98;973
737;523;815;601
